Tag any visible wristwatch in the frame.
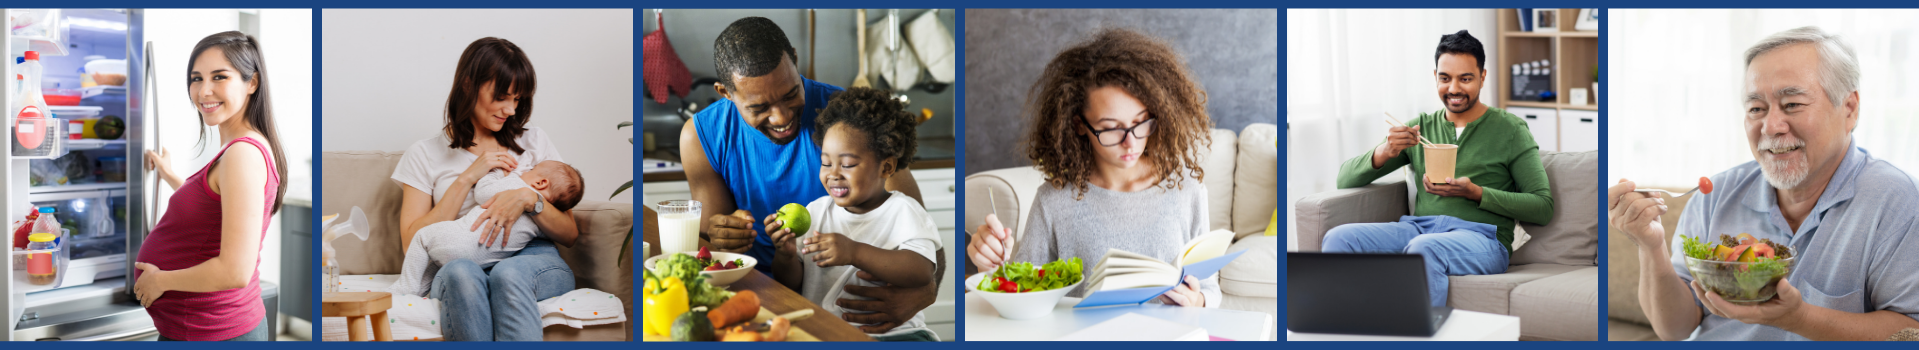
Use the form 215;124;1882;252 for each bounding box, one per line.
529;189;546;214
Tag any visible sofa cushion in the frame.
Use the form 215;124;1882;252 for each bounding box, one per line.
1232;124;1278;240
322;151;409;275
1201;129;1239;233
1510;267;1599;341
555;200;635;312
1220;235;1278;298
1510;151;1599;267
1447;263;1584;315
1607;187;1694;327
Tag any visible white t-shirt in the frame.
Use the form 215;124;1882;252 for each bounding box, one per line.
798;191;941;338
390;127;563;217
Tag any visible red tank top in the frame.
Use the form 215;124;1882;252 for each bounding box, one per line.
134;137;280;341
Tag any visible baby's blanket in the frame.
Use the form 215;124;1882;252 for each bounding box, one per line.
322;275;625;341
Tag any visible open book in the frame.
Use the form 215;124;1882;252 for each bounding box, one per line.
1075;230;1247;308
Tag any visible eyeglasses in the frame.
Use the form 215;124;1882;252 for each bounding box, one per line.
1080;118;1155;147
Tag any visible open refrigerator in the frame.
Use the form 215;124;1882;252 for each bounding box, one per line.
0;9;156;341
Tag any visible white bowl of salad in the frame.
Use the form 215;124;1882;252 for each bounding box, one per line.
966;258;1083;320
644;247;757;287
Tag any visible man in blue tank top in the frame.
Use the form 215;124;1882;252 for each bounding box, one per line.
679;17;941;335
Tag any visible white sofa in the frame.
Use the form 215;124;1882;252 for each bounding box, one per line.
962;123;1279;333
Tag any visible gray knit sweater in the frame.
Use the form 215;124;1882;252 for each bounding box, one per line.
1010;176;1222;308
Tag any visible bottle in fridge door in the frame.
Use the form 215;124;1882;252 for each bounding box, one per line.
13;51;62;159
17;207;68;289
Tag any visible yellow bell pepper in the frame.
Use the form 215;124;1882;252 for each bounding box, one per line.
643;276;689;336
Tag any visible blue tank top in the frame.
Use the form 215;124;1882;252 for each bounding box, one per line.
694;77;842;271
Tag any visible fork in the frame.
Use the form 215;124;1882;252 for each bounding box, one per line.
1634;187;1698;198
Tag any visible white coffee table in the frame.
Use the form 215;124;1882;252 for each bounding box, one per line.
964;293;1275;341
1286;309;1520;341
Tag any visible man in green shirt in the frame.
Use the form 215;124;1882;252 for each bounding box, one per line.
1320;30;1556;307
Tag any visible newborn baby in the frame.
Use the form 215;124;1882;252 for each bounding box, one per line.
387;160;585;296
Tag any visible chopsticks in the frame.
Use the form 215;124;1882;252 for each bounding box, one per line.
1383;112;1437;147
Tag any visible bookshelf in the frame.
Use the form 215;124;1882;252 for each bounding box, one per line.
1497;8;1600;152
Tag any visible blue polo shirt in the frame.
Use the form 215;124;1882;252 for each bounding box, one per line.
1669;143;1919;340
693;77;843;272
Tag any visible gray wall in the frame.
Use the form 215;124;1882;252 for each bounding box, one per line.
640;9;956;154
963;9;1278;175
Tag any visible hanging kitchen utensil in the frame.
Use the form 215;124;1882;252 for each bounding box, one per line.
807;9;816;79
866;10;919;92
643;9;695;105
851;9;872;89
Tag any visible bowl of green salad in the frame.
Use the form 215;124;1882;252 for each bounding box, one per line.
1681;233;1796;305
966;257;1084;320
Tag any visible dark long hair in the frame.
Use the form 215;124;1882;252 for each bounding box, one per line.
189;31;288;214
443;37;536;154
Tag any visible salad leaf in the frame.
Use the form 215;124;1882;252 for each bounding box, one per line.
979;257;1083;293
655;253;735;308
1681;235;1718;261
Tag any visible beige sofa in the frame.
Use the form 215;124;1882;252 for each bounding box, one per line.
322;151;634;341
1294;150;1599;341
964;123;1280;335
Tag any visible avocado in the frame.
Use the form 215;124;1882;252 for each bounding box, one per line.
94;115;124;140
671;309;715;341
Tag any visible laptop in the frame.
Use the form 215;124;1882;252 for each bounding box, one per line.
1287;252;1452;337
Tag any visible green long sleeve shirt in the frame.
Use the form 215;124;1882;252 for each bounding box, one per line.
1337;107;1555;255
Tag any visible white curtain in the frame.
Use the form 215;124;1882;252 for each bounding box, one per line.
1609;9;1919;188
1286;9;1500;251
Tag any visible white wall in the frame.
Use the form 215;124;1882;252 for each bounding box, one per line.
1609;9;1919;188
321;9;635;204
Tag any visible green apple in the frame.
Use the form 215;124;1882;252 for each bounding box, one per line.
777;203;810;236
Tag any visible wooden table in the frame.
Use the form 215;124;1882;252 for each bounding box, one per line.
323;292;394;341
727;269;874;341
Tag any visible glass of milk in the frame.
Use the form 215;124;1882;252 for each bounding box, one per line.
655;200;702;257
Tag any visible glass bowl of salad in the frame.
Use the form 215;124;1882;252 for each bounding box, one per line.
966;258;1083;320
1681;233;1795;305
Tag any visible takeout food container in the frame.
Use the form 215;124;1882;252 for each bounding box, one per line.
645;251;758;287
1423;144;1458;184
965;273;1079;320
1685;253;1795;305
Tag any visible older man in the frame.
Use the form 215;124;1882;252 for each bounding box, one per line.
1610;26;1919;341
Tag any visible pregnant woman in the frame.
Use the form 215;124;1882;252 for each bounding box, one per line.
131;31;290;341
966;29;1219;308
390;37;579;341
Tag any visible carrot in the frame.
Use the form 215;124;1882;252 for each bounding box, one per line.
707;290;760;328
765;317;791;342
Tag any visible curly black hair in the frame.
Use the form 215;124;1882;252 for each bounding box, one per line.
1435;29;1486;70
714;17;798;90
814;87;918;173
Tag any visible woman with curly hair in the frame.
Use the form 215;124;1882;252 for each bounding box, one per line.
966;28;1218;308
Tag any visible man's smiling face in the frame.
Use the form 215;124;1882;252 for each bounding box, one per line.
1742;43;1857;190
719;54;807;145
1434;52;1484;115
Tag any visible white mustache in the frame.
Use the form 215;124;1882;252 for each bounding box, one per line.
1757;137;1805;151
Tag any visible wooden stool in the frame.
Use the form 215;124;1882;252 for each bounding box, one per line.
323;292;394;341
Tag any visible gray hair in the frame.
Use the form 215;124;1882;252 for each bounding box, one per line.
1744;26;1860;106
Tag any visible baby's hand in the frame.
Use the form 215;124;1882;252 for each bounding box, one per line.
803;233;862;267
764;213;800;257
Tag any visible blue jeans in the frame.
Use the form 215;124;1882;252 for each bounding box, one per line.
1321;215;1509;307
430;239;575;341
